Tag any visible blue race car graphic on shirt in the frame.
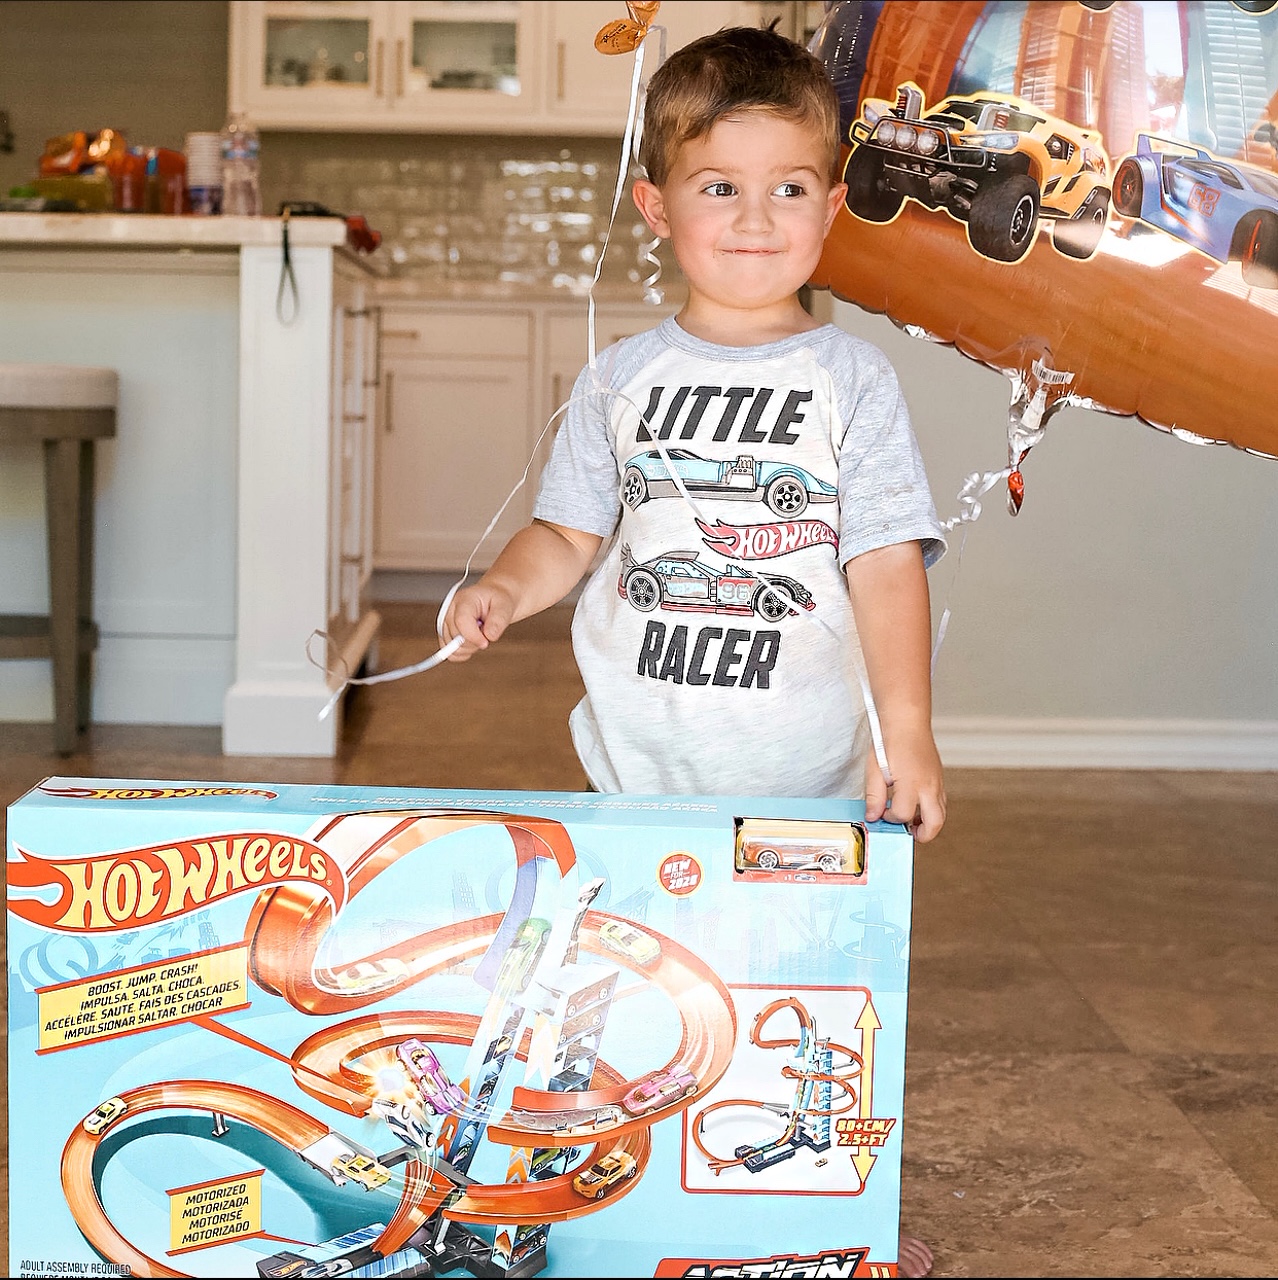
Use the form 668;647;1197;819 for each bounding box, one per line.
1113;134;1278;287
621;449;838;517
618;546;815;620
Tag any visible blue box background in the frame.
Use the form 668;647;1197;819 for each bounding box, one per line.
7;778;914;1278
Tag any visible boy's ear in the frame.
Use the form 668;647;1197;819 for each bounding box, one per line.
824;181;848;237
632;179;670;239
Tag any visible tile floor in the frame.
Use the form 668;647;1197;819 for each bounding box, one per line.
2;602;1276;1276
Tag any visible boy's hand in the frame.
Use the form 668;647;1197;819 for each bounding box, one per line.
865;729;946;842
438;520;603;662
440;582;517;660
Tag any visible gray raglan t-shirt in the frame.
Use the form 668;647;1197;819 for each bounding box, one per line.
533;317;945;798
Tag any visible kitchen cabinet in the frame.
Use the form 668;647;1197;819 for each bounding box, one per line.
230;1;775;133
375;308;536;569
541;2;765;131
231;1;540;130
374;298;675;572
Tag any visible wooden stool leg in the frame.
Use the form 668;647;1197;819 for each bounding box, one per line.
77;437;96;731
44;437;81;755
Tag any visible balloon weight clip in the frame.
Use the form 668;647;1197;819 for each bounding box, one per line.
1007;469;1025;516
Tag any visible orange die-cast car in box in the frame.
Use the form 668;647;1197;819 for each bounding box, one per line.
734;818;866;878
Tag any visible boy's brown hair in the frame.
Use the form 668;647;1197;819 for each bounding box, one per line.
638;25;841;186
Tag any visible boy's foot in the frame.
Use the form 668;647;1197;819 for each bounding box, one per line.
899;1235;934;1278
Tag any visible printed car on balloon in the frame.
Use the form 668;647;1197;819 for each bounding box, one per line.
844;82;1112;263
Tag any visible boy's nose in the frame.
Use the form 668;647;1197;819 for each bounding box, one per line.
732;190;774;233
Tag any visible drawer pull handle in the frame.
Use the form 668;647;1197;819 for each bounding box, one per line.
381;329;421;340
384;369;394;433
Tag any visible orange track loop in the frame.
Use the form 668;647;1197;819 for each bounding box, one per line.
62;1080;336;1280
692;999;863;1168
750;995;815;1050
690;1098;797;1174
247;811;579;1015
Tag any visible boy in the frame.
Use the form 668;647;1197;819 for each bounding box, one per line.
442;26;946;847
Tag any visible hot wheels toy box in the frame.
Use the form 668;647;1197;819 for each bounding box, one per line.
6;779;915;1279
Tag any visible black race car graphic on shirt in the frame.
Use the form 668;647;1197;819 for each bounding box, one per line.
617;545;815;620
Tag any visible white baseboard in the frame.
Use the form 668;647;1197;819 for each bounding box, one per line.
934;717;1278;770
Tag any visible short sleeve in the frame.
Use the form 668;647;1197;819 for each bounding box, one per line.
832;343;946;569
531;363;625;538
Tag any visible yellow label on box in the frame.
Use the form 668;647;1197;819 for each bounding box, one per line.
37;943;250;1051
168;1168;263;1254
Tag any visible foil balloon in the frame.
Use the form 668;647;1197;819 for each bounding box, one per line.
809;0;1278;512
595;1;662;55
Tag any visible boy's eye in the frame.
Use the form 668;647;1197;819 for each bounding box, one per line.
703;181;736;197
774;181;807;198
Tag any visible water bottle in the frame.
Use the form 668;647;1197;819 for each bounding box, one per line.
220;112;260;216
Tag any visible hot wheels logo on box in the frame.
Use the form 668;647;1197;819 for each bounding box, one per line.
6;834;345;932
656;1248;872;1278
40;784;279;801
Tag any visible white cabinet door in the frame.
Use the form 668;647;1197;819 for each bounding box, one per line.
374;309;534;570
232;1;768;132
230;1;396;129
542;2;765;133
233;0;545;133
385;1;544;130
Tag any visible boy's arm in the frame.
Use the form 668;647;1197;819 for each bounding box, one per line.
441;519;602;659
843;541;946;842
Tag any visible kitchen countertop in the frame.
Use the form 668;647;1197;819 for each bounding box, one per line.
373;275;684;305
0;212;678;299
0;211;347;247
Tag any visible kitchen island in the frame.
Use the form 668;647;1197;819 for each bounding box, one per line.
0;213;380;756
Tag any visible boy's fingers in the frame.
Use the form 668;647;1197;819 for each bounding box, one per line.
882;791;918;832
864;759;888;822
913;792;947;843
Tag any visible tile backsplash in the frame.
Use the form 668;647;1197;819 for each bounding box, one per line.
262;131;671;292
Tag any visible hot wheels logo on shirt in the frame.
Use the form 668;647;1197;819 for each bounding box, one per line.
697;517;838;561
6;834;345;932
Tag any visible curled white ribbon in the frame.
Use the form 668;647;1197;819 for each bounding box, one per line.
929;462;1011;678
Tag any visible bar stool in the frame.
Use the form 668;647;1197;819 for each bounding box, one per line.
0;362;117;754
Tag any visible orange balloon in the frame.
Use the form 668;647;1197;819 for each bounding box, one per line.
596;19;647;56
809;0;1278;507
595;2;660;56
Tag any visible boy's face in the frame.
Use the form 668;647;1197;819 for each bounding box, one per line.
633;111;846;322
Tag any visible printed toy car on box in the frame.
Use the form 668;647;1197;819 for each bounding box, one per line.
6;779;916;1279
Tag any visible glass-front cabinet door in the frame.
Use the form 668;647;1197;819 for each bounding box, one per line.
232;1;392;126
388;2;540;127
231;1;540;129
